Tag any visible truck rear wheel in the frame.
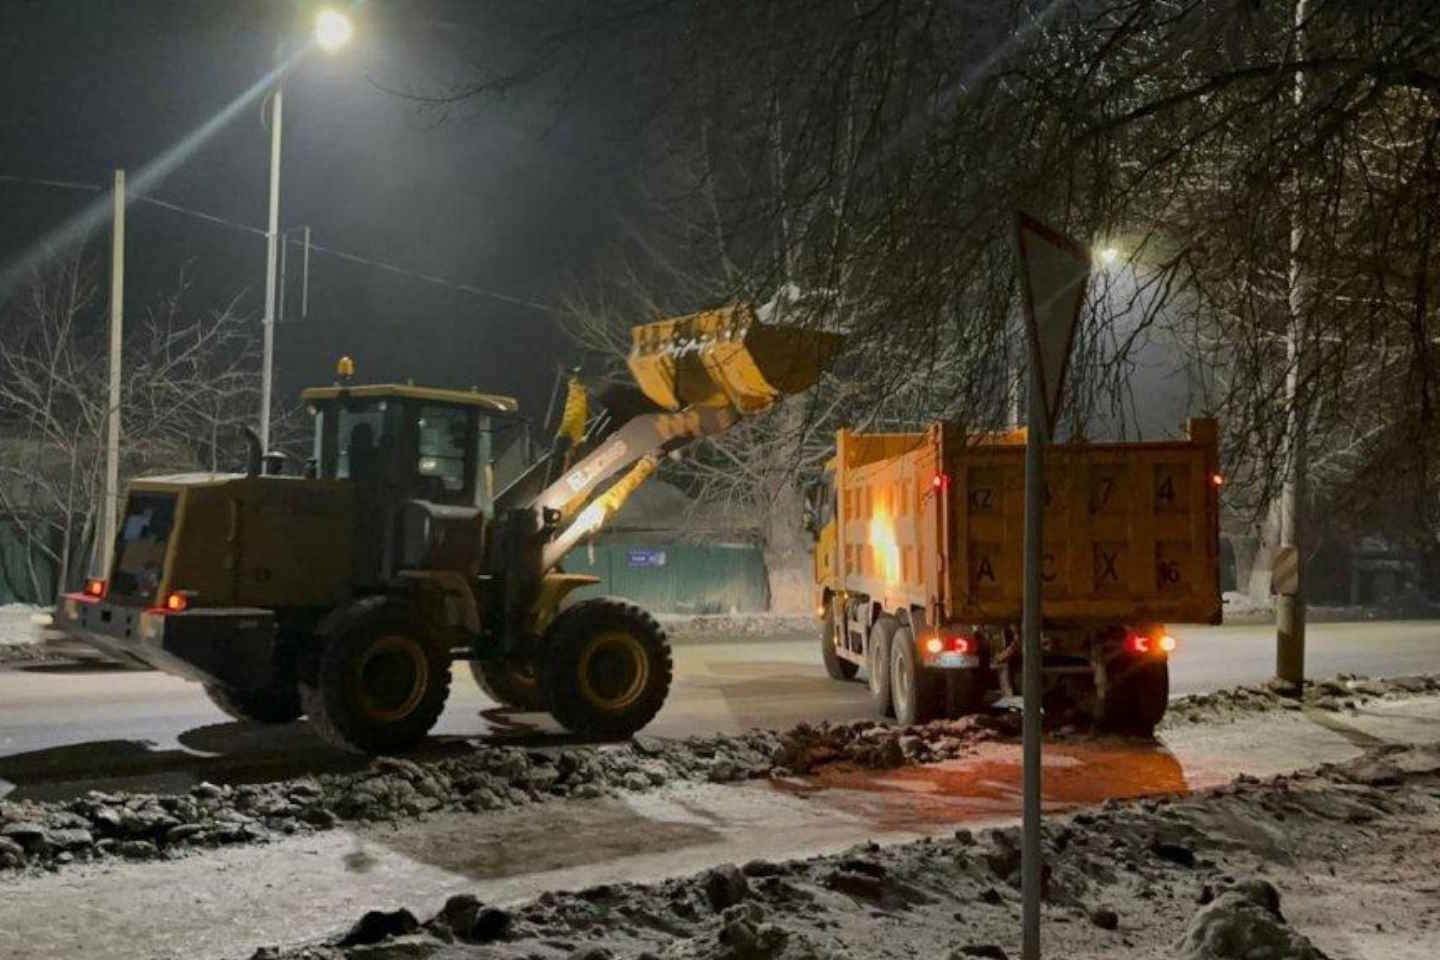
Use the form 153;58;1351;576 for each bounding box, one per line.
470;659;543;711
890;627;942;725
1097;654;1169;736
542;598;672;739
300;599;452;754
867;616;898;718
820;605;859;681
204;680;301;725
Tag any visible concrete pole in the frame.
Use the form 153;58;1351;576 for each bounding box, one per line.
1020;368;1046;960
1276;0;1309;692
300;225;311;318
100;170;125;577
259;84;283;452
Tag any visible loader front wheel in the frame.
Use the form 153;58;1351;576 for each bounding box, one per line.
470;658;543;711
301;600;451;754
542;598;672;739
204;680;301;725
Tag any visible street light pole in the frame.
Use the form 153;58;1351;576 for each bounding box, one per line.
259;79;283;452
257;8;351;451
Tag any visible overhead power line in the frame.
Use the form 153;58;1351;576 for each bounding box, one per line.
0;173;558;315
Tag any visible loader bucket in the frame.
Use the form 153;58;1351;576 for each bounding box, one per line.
628;304;843;413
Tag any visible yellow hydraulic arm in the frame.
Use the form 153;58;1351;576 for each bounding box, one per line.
533;303;841;571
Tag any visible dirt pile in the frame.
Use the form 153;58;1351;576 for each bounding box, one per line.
243;742;1440;960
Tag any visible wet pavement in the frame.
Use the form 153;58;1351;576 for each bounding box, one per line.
1;620;1437;801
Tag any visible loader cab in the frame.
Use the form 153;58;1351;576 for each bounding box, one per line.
301;384;522;513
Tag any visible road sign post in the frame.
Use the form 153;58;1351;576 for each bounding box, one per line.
1014;212;1092;960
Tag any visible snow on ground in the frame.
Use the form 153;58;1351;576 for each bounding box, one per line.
1222;590;1274;619
657;612;817;643
0;603;51;661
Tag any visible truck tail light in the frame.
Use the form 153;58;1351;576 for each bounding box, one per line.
1126;630;1176;656
83;578;107;599
164;592;190;613
925;630;973;655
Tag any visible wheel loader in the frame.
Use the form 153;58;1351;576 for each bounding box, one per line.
54;305;839;753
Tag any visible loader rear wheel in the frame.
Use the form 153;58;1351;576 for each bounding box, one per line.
890;628;942;726
470;658;543;711
542;598;672;739
820;605;859;681
204;680;301;725
300;599;451;754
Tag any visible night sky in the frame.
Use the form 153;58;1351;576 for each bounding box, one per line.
0;0;632;418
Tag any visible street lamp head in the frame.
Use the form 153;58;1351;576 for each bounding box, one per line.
315;8;354;52
1098;246;1120;267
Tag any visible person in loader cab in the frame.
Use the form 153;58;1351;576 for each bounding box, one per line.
347;422;378;483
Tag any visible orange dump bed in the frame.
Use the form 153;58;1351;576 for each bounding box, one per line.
831;419;1221;626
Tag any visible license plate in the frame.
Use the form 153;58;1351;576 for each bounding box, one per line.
937;652;979;668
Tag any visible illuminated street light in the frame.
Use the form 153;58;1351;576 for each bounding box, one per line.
315;9;354;52
1098;246;1119;267
260;9;354;451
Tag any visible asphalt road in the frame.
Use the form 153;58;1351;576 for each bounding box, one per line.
0;619;1436;800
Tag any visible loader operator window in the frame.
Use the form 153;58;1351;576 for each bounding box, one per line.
415;404;475;502
337;408;388;482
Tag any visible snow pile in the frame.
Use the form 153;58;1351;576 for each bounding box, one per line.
242;742;1440;960
1178;879;1326;959
5;673;1436;876
0;717;1018;875
0;603;51;662
658;613;816;643
1221;591;1273;620
1163;672;1440;728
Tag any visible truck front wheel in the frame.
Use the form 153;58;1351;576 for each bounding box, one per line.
820;605;859;681
542;598;673;739
301;599;452;753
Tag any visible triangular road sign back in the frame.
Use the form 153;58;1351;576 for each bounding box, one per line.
1015;212;1091;436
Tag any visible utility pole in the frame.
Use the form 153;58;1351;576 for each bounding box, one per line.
259;77;283;452
101;170;125;576
1275;0;1310;693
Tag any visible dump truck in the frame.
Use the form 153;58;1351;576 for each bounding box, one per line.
809;418;1221;734
55;305;838;753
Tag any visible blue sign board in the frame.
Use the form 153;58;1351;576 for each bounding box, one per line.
626;548;668;568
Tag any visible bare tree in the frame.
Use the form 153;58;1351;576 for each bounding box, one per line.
0;257;265;599
449;1;1440;605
